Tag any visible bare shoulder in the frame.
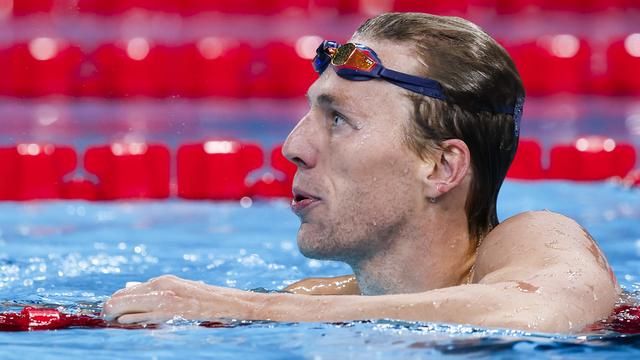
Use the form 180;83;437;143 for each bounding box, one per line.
477;210;596;262
487;210;587;243
473;210;619;292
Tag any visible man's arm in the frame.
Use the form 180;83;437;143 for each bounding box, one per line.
103;211;619;333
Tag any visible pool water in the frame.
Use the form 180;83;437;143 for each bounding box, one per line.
0;180;639;359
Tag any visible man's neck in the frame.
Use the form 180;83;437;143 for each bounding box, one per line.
351;209;475;295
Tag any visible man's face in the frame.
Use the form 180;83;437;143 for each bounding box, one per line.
282;38;430;265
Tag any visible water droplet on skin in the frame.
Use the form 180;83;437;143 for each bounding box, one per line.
542;257;556;267
544;239;561;249
432;301;441;309
554;229;567;237
567;270;580;280
515;281;540;293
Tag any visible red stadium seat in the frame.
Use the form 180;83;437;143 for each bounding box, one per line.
506;36;592;95
250;144;296;198
124;0;183;13
392;0;469;15
244;0;310;15
61;178;99;201
177;140;264;200
311;0;360;14
506;139;545;180
250;40;317;98
168;40;252;98
606;34;640;95
489;0;541;14
0;144;76;200
488;0;626;13
178;0;222;15
11;0;54;15
539;0;625;12
2;40;84;97
546;137;636;181
76;0;118;14
182;0;309;15
89;40;171;98
77;0;182;14
84;143;170;200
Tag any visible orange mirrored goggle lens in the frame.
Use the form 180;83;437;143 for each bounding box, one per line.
328;43;376;72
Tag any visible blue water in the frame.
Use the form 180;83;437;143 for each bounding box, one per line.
0;181;639;359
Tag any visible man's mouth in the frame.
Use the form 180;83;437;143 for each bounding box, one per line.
291;188;322;216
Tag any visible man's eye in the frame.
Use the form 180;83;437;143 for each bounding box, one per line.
331;113;347;128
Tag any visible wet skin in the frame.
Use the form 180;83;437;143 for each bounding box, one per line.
103;38;620;333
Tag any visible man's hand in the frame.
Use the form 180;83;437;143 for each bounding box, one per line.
102;275;257;324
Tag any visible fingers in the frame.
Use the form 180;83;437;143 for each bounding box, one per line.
102;291;177;321
116;312;170;325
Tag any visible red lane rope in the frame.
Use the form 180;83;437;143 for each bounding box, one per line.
0;307;138;331
2;306;640;332
0;306;233;331
0;307;103;331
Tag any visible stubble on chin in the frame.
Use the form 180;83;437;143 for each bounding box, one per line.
296;221;370;265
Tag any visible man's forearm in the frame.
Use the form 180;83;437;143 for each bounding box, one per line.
251;283;575;332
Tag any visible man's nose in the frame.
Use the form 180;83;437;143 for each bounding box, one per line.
282;115;317;170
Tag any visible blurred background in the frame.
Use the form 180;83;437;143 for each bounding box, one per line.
0;0;639;201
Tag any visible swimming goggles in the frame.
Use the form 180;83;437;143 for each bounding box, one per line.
313;40;524;140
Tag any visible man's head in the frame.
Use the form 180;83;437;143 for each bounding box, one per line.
283;12;524;266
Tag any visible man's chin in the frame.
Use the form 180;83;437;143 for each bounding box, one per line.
296;227;339;261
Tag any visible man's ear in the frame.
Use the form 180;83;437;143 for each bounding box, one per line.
422;139;471;199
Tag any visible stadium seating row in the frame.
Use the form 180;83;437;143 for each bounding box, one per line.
0;39;316;98
0;141;295;201
507;136;636;181
507;35;640;96
0;137;636;201
6;0;640;16
0;35;639;98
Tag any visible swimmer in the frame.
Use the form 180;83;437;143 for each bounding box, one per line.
103;12;620;333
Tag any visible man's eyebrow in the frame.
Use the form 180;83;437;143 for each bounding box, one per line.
306;93;340;107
